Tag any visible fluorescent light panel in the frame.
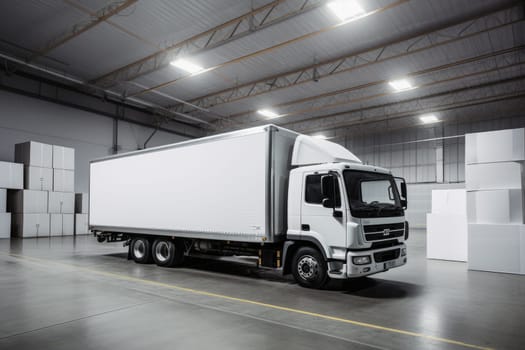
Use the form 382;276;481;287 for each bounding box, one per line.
313;134;328;140
257;109;280;118
420;114;439;124
327;0;365;21
170;58;203;74
388;78;414;91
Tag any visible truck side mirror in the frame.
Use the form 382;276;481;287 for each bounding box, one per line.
395;177;408;209
322;198;333;208
321;174;343;218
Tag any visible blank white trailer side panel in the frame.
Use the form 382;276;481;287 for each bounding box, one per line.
90;128;296;242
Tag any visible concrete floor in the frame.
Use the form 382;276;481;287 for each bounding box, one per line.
0;231;523;350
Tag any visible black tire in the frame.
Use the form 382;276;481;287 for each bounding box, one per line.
292;246;328;289
152;238;185;267
130;237;152;264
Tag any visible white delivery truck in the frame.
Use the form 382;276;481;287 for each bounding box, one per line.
90;125;408;288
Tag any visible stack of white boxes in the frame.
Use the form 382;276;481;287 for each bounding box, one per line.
75;192;89;235
10;141;76;237
466;128;525;275
0;161;24;238
426;189;468;261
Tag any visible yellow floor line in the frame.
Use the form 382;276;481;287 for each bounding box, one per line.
6;253;493;350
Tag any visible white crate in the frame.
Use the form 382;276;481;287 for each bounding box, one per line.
465;162;523;191
52;145;75;170
468;224;523;274
75;213;89;235
8;190;48;213
465;128;525;165
0;161;23;189
0;213;10;238
12;214;50;238
467;189;523;224
48;192;75;214
15;141;53;168
53;169;74;193
24;166;53;191
0;189;6;212
50;213;63;236
431;189;467;215
427;213;468;262
63;214;74;236
75;193;88;214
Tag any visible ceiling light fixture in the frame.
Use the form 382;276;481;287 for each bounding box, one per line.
170;58;204;74
327;0;365;21
388;78;415;92
419;114;439;124
257;109;280;119
313;134;328;140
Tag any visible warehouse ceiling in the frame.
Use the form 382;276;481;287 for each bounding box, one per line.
0;0;524;140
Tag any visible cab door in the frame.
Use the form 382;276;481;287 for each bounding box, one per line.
300;172;347;260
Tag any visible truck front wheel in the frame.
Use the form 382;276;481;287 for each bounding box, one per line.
292;246;328;289
152;239;184;267
130;237;152;264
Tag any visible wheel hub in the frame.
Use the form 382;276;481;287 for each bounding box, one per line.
297;255;318;280
155;241;170;262
133;240;146;259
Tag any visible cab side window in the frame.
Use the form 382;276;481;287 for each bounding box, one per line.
305;174;341;207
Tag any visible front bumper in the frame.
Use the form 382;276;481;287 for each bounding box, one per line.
345;243;407;278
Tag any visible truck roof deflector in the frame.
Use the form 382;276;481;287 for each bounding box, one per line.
291;135;362;166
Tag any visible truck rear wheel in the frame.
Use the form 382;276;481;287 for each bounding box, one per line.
130;237;152;264
152;239;184;267
292;246;328;289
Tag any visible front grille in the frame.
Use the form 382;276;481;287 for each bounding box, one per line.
364;222;405;241
374;248;400;263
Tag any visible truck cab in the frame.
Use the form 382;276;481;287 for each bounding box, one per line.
285;135;408;288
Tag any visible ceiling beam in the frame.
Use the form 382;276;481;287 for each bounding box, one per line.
213;45;525;129
29;0;138;61
129;0;408;98
91;0;328;88
182;1;522;113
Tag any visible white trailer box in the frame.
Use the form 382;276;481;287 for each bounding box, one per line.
75;193;88;214
90;126;297;242
0;189;6;212
8;190;48;213
465;128;525;165
15;141;53;168
0;213;10;238
0;161;23;189
12;213;50;238
465;162;524;191
53;169;74;192
75;214;89;235
467;189;524;224
24;166;53;191
52;145;75;170
48;192;75;213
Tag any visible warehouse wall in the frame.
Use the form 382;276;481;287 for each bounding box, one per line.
0;90;188;192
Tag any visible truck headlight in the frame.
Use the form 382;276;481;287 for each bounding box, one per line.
352;255;371;265
401;248;406;256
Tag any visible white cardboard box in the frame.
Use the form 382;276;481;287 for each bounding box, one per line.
431;189;467;215
465;128;525;165
75;193;88;214
0;161;23;189
0;213;10;238
465;162;524;191
52;145;75;170
50;213;63;236
0;189;6;212
427;213;468;262
468;223;522;274
63;214;74;236
53;169;74;192
15;141;53;168
8;190;48;213
75;213;89;235
48;192;75;214
467;189;524;224
12;213;50;238
24;166;53;191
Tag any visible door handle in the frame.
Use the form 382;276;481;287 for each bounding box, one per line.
301;224;310;231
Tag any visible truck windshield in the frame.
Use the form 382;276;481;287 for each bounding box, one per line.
343;170;404;218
